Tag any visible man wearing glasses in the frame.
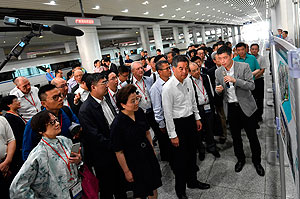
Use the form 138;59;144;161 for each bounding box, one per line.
22;84;79;161
79;72;126;199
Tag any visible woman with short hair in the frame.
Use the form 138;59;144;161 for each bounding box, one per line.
111;84;162;199
10;110;82;199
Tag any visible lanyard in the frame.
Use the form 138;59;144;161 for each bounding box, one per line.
135;79;147;100
108;89;117;105
41;138;74;180
49;72;54;79
6;111;27;124
24;93;38;112
192;77;207;102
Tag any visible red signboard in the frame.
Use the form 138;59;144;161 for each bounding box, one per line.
75;19;95;24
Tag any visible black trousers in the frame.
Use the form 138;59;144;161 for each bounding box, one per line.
197;105;217;153
94;162;127;199
171;115;198;195
227;103;261;164
145;110;171;161
252;78;264;121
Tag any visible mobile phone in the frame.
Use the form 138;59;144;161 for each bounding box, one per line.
70;143;80;157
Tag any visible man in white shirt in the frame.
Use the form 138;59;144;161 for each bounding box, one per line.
215;46;264;176
117;65;130;89
74;73;90;103
105;72;119;113
10;77;41;122
71;69;84;93
162;55;210;199
282;30;294;45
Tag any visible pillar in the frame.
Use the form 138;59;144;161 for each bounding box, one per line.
76;26;102;72
226;26;229;38
237;26;241;35
221;26;224;41
201;26;206;44
0;48;5;61
183;25;190;48
139;26;150;54
192;27;198;44
172;27;180;46
215;28;218;41
232;26;236;37
152;24;164;54
64;42;77;53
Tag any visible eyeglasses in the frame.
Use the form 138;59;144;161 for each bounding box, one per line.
51;93;63;101
109;76;117;81
56;83;68;89
48;118;59;126
130;96;141;104
159;67;171;71
99;80;108;85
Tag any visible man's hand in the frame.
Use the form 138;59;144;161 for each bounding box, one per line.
0;161;10;175
74;93;81;105
196;120;202;131
216;85;224;93
69;148;82;165
160;127;167;134
124;170;134;182
171;137;179;147
224;75;236;83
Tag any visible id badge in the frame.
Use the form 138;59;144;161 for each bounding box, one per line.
204;104;211;112
69;181;82;199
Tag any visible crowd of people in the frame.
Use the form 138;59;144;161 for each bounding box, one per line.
0;39;268;199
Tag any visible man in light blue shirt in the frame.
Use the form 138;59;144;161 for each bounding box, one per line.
150;60;172;162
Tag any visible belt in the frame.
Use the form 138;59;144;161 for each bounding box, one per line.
228;102;239;106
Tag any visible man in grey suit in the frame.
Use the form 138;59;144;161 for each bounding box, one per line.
215;46;265;176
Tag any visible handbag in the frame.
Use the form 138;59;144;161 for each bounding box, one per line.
79;164;99;199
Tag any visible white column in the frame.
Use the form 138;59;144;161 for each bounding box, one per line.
76;26;102;73
183;25;190;48
139;26;150;54
221;26;224;41
64;42;77;53
192;27;198;44
172;27;180;46
215;28;218;41
152;24;164;54
270;7;277;34
201;26;206;44
232;26;236;36
226;26;229;38
237;26;241;35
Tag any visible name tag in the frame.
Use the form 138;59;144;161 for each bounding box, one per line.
69;181;82;199
204;104;211;112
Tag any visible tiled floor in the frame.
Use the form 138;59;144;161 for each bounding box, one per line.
156;55;296;199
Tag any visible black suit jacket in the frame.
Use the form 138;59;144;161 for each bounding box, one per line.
78;94;116;168
66;93;82;116
110;63;118;75
71;84;79;94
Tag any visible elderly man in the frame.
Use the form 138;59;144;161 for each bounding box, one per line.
9;77;41;122
74;73;90;103
71;69;84;93
105;72;119;113
67;64;82;93
51;78;81;116
22;84;79;161
79;73;126;199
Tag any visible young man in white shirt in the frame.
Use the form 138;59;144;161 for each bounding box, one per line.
162;55;210;199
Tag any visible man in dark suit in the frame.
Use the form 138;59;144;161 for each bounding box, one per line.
215;46;264;176
78;73;126;199
104;57;118;75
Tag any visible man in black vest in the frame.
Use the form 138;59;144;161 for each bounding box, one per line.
189;62;220;161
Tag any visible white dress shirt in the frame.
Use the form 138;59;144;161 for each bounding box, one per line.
162;76;201;138
226;63;238;103
191;76;209;105
10;86;41;122
107;88;119;113
74;86;90;102
132;76;152;112
150;77;166;128
91;96;115;126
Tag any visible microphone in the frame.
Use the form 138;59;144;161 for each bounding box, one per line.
222;71;230;88
4;16;84;36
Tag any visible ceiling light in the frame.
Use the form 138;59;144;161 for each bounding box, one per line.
143;11;149;15
184;0;190;2
230;4;233;6
92;5;100;10
218;10;220;12
222;11;225;13
172;15;176;18
207;15;211;17
196;18;199;20
43;0;57;5
212;8;215;11
176;8;181;11
162;5;167;8
142;1;149;5
202;13;206;16
159;13;164;16
196;2;200;6
181;16;186;19
195;12;199;14
206;6;209;8
121;9;128;13
187;10;191;13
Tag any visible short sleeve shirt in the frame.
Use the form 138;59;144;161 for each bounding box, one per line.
0;116;15;160
233;54;260;72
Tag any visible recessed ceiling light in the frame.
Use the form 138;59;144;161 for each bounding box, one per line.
201;19;204;21
92;5;100;10
184;0;190;2
195;12;199;14
202;13;206;16
121;9;129;13
212;8;215;11
162;5;167;8
187;10;191;13
143;11;149;15
206;6;209;8
43;0;57;5
230;4;233;6
207;15;211;17
142;1;149;5
172;15;176;18
218;10;220;12
196;3;200;6
181;16;186;19
176;8;181;11
159;13;164;16
196;18;199;20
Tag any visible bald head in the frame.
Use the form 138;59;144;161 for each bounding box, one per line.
51;78;68;97
15;77;31;94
